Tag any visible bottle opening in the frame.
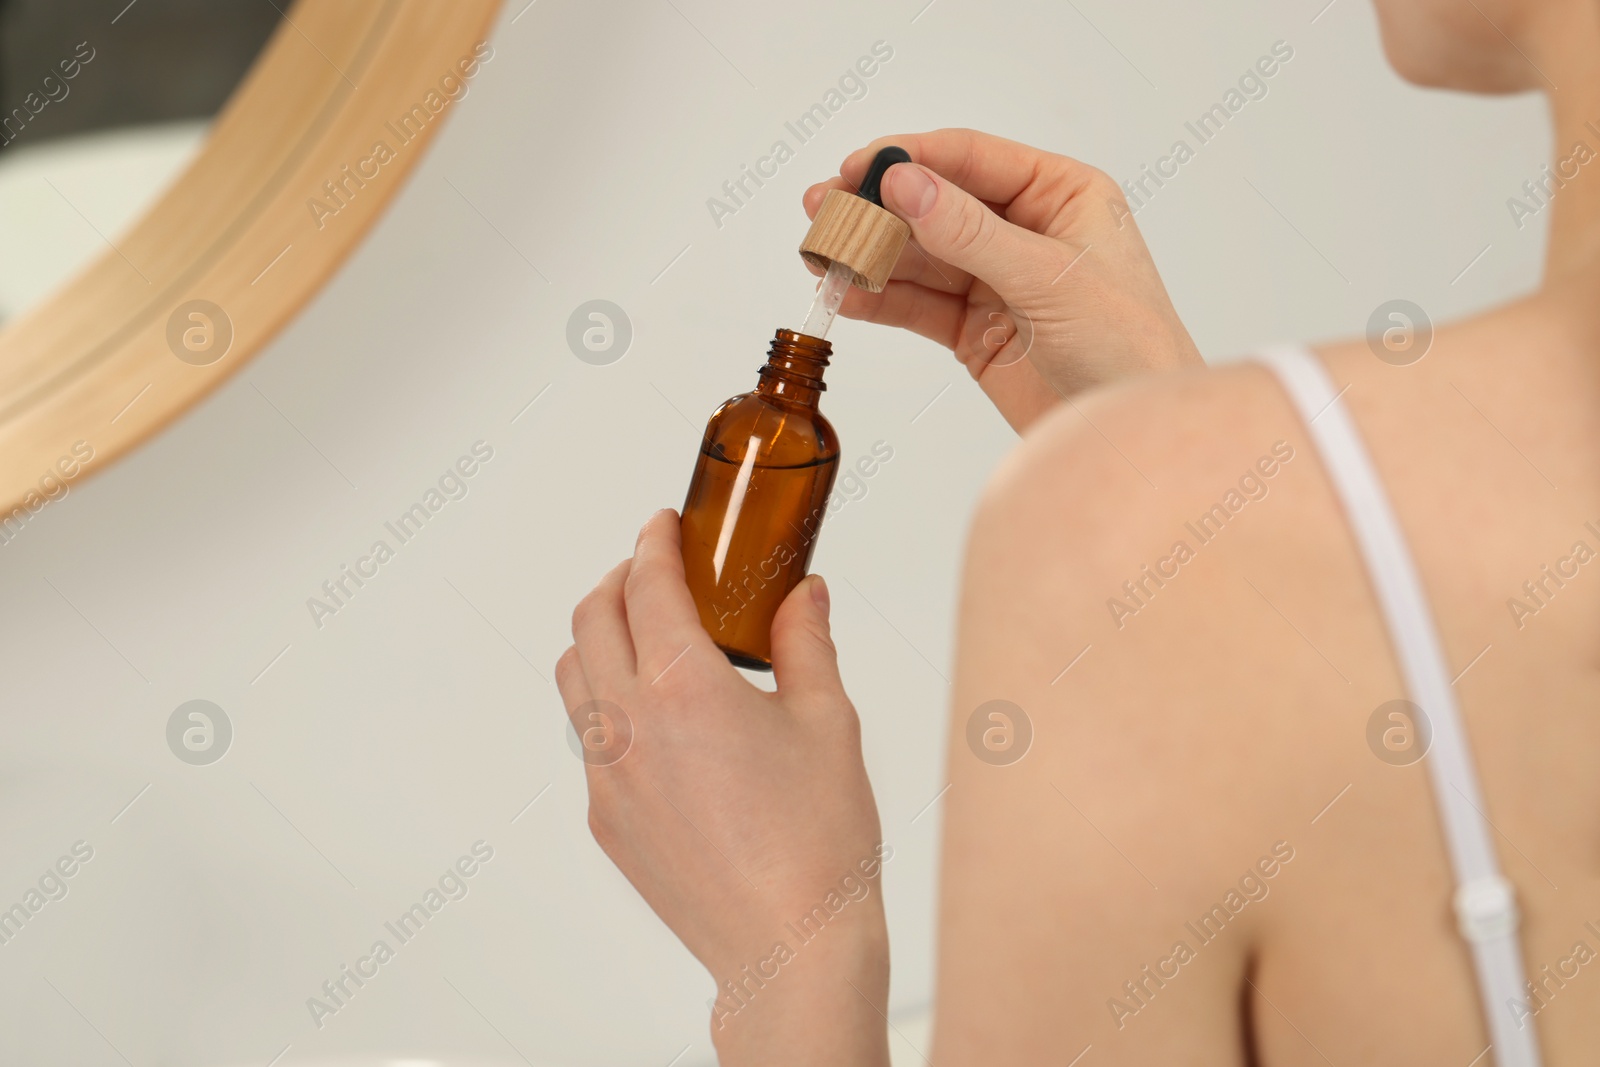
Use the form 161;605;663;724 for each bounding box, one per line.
774;327;833;354
760;328;832;395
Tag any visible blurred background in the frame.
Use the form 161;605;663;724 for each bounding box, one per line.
0;0;1548;1064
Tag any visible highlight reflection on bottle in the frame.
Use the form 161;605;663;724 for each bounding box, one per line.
680;329;839;670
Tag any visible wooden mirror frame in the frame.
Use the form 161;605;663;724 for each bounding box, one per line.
0;0;502;523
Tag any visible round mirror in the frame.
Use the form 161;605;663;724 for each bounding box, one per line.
0;0;501;515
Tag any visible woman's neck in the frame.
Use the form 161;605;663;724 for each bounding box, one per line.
1537;6;1600;285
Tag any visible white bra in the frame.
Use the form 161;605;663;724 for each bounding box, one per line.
1252;345;1541;1067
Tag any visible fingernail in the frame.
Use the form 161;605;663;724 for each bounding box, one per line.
810;574;830;615
885;164;937;219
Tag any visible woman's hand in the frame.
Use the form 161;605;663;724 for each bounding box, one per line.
804;128;1202;432
557;510;891;1065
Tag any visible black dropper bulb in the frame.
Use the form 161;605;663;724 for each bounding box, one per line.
857;146;911;207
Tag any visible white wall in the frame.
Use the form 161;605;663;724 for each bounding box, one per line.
0;1;1547;1064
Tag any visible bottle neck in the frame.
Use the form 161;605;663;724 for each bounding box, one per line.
756;328;831;406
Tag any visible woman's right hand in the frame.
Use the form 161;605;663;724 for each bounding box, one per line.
803;128;1202;432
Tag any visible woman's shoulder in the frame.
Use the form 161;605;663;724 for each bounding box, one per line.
954;345;1382;779
973;354;1319;566
953;345;1411;824
970;296;1553;578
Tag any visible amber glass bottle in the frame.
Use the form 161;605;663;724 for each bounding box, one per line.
681;329;840;670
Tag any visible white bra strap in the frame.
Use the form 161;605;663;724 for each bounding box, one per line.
1251;344;1541;1067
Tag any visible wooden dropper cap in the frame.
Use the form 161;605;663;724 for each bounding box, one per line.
799;146;912;294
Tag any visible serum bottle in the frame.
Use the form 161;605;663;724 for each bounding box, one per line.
680;148;912;669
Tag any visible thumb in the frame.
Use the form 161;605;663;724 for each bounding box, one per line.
880;161;1045;292
769;574;845;703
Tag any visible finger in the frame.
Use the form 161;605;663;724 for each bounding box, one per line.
948;279;1019;378
770;575;847;709
835;279;966;351
623;509;718;678
803;177;854;218
555;644;595;724
879;162;1053;296
572;558;637;683
841;129;1099;231
806;175;1006;231
894;237;971;293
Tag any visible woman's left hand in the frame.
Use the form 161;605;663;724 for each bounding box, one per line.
556;509;892;1065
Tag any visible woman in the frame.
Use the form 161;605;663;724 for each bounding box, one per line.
556;0;1599;1062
